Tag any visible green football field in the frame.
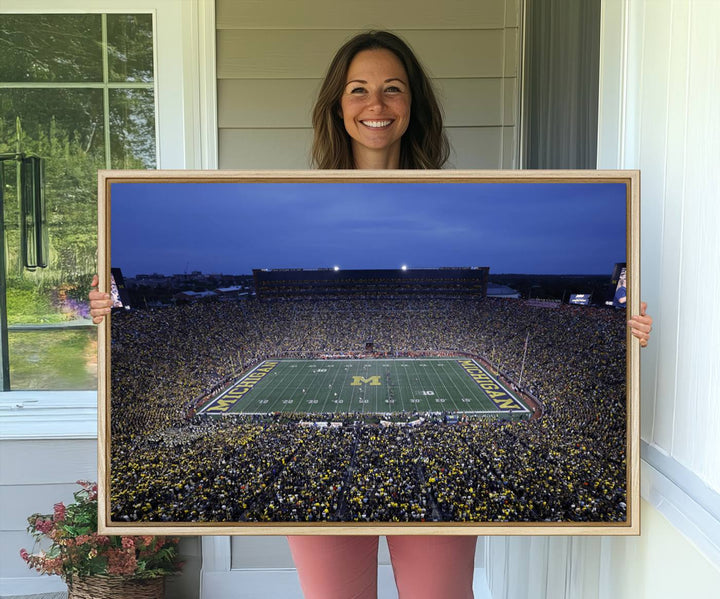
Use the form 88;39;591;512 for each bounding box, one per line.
200;358;530;417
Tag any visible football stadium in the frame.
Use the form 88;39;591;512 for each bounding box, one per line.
110;267;627;524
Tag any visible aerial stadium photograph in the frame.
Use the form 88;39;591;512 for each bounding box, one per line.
100;171;638;533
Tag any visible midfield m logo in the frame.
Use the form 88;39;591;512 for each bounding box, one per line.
350;375;382;386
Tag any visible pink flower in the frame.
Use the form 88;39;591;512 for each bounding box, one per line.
43;556;64;576
53;502;66;522
19;548;29;562
107;548;137;576
34;518;54;535
75;480;98;500
121;537;135;550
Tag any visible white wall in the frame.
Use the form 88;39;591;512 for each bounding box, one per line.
599;499;720;599
605;0;720;493
487;0;720;596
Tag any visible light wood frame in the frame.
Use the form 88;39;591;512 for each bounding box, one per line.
98;169;640;536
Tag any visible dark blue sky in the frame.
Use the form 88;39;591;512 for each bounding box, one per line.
110;181;627;276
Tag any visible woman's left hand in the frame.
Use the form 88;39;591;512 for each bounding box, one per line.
628;301;653;348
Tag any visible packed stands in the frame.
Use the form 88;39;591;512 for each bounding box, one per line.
109;278;627;524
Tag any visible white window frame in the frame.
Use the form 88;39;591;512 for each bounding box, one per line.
0;0;217;441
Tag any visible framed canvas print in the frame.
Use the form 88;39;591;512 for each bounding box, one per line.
97;170;640;536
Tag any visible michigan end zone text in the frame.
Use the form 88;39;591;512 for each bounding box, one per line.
204;361;279;413
457;359;524;411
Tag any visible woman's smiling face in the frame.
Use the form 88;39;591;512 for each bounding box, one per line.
340;48;411;168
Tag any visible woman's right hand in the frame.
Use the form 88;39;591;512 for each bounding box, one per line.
628;301;653;348
89;274;112;324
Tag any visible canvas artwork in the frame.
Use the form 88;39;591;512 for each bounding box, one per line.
97;170;640;535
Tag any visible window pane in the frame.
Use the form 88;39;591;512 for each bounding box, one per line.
0;89;106;162
110;89;157;169
8;328;97;390
2;89;104;390
1;88;105;280
107;14;154;83
0;14;103;82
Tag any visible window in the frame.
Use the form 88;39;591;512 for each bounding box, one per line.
0;13;156;390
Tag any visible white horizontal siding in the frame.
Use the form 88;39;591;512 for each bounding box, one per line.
216;0;521;171
219;128;313;169
218;78;516;128
446;127;510;169
217;29;513;80
0;439;96;581
0;440;97;485
216;0;517;30
0;483;92;531
218;126;513;170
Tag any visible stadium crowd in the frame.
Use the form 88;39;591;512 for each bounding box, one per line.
109;295;627;524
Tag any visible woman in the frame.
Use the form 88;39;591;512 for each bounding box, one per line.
310;30;448;170
90;31;653;599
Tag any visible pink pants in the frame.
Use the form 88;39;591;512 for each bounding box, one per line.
287;535;476;599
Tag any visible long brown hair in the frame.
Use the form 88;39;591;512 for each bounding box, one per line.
311;31;449;169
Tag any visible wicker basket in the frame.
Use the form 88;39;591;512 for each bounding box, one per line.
67;575;164;599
